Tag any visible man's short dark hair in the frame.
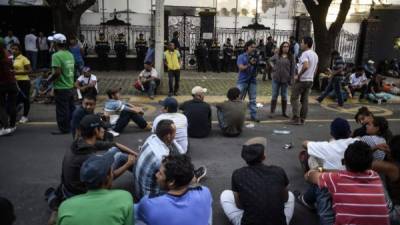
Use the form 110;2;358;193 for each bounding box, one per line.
389;135;400;163
302;36;313;48
244;40;256;51
173;31;179;37
80;125;97;139
267;36;272;40
156;119;175;140
227;87;240;101
83;93;97;102
10;43;21;50
344;141;373;172
372;116;392;141
0;197;16;225
162;154;194;188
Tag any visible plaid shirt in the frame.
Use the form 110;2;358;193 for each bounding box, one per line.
134;134;184;200
360;135;386;160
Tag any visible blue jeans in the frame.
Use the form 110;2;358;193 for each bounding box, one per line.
271;80;288;101
303;184;335;225
317;76;344;106
237;81;257;119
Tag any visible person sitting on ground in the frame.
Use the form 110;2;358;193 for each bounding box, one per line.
0;197;16;225
57;154;134;225
75;66;98;99
304;141;390;225
46;115;136;211
135;61;160;99
134;119;206;200
368;74;393;103
179;86;211;138
352;106;374;137
152;97;188;152
359;116;392;160
349;66;368;100
216;87;246;137
220;137;295;225
104;88;151;134
70;94;97;140
296;118;359;225
371;135;400;224
32;70;53;103
136;154;212;225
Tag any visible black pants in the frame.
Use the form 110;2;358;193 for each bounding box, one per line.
350;85;368;99
17;80;31;117
168;70;180;94
223;56;232;72
38;50;49;69
98;54;109;71
114;110;148;133
54;89;75;133
0;83;17;128
137;54;145;70
210;57;220;72
116;55;126;70
197;58;207;73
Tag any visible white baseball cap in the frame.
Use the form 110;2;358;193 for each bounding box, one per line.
191;86;207;95
368;60;375;64
48;33;67;43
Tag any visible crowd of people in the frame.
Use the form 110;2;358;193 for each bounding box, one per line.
1;27;400;225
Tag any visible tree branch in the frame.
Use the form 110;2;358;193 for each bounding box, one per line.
74;0;96;15
328;0;352;36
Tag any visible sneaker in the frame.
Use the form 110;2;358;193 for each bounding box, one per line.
19;116;29;124
194;166;207;183
0;128;11;136
108;129;120;137
250;117;260;123
8;127;16;134
293;190;316;211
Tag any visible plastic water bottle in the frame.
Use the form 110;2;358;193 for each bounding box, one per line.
273;129;291;135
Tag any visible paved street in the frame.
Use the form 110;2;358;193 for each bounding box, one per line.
1;71;400;225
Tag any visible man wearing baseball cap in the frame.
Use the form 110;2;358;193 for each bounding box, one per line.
57;153;134;225
220;137;295;225
152;97;188;152
179;86;211;138
46;33;76;135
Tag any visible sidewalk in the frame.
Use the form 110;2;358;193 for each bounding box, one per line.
95;70;400;104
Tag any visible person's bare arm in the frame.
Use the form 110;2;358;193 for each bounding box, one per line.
233;191;243;209
113;154;136;179
47;67;61;83
372;160;399;182
304;169;322;185
115;142;138;156
302;140;309;149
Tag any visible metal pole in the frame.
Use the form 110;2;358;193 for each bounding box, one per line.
102;0;105;33
214;0;217;37
127;0;130;51
155;0;165;78
234;0;238;43
273;0;277;39
254;0;258;40
183;13;186;70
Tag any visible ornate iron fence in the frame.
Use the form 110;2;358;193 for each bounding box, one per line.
80;24;359;64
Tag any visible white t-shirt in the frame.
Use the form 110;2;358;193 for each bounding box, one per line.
152;113;188;153
350;73;367;87
24;34;38;52
77;74;98;91
4;36;20;50
139;68;159;79
307;138;359;170
298;49;318;82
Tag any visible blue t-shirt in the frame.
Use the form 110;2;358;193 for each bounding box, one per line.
69;45;84;64
237;52;257;84
136;186;212;225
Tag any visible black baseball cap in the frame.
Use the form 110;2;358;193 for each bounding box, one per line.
79;115;107;133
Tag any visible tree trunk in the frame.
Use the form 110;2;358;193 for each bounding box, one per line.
52;8;81;37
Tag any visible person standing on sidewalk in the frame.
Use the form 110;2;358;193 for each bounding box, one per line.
24;28;38;71
289;36;318;125
0;37;18;136
11;43;32;124
37;31;49;69
164;42;181;96
236;40;259;122
47;33;76;135
269;41;295;118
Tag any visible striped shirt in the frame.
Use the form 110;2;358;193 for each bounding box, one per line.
134;134;184;200
319;170;390;225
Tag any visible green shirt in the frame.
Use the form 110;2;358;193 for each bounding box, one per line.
52;50;75;89
57;189;134;225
